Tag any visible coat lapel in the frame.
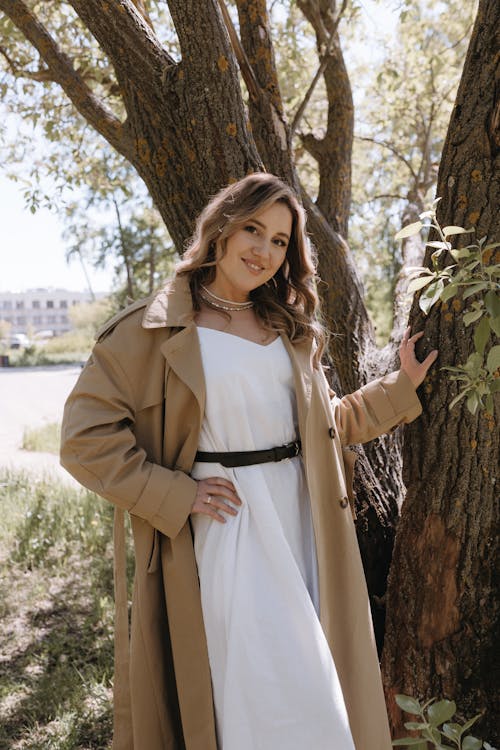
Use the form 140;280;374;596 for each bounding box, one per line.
281;335;313;454
142;275;206;416
160;325;206;417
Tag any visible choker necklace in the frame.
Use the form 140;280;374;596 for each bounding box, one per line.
200;284;254;312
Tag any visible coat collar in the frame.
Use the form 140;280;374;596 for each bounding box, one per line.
142;274;194;329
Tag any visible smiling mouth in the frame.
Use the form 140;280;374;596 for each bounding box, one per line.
242;258;265;273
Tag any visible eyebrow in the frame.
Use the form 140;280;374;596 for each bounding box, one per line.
250;218;290;240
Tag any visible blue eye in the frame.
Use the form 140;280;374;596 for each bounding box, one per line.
244;225;258;233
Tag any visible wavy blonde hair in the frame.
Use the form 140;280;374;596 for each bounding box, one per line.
176;173;326;366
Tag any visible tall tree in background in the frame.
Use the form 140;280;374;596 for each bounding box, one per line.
0;0;496;738
382;0;499;741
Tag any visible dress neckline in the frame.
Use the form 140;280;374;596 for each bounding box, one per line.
196;326;281;349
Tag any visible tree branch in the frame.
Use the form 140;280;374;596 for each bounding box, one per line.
233;0;298;187
0;0;129;157
129;0;154;31
291;0;347;137
66;0;175;87
356;135;419;183
216;0;259;101
295;0;353;236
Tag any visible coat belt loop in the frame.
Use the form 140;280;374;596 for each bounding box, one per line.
113;507;133;749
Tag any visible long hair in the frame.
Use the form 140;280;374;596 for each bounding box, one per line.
176;173;326;366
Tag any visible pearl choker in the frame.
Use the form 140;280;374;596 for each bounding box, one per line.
200;285;254;312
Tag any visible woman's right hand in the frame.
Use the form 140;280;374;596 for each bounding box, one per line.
190;477;242;523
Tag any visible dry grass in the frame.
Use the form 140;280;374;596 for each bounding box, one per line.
0;471;131;749
21;423;61;455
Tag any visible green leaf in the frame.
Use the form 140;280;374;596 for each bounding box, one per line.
450;248;472;260
448;390;467;411
443;225;474;237
482;242;500;252
489;315;500;337
442;723;463;741
460;352;483;373
463;309;484;326
396;221;423;240
419;279;445;315
486;345;500;374
484;291;500;319
408;275;436;294
474;316;491;356
396;695;422;714
463;282;488;299
462;737;482;750
427;241;450;250
466;390;480;415
440;283;459;303
461;714;483;734
428;700;456;726
422;726;443;745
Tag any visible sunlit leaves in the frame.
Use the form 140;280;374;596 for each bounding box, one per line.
398;206;500;414
393;694;488;750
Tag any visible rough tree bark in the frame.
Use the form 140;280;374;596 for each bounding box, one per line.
382;0;499;741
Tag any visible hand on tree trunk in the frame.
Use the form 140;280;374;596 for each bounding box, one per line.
399;326;438;388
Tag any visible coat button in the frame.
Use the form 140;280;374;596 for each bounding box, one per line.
339;496;349;509
328;426;335;439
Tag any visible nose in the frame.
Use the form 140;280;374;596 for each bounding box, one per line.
252;236;271;260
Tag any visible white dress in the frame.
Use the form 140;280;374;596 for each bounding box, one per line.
190;327;355;750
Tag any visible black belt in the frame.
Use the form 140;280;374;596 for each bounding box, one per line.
195;440;302;468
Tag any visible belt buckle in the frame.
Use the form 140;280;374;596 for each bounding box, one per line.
285;440;300;457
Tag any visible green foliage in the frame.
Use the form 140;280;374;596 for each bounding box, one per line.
68;297;113;336
347;0;475;341
398;204;500;414
392;694;495;749
22;421;61;454
0;318;12;340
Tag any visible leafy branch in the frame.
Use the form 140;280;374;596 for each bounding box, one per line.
396;201;500;415
392;694;496;750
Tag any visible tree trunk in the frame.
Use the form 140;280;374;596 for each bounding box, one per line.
382;0;500;741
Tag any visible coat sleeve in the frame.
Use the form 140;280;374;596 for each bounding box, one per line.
331;368;423;446
60;338;198;540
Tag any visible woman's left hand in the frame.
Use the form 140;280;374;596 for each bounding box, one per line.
399;326;439;389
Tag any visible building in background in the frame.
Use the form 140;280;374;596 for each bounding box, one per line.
0;288;102;337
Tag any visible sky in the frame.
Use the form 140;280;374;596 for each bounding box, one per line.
0;0;397;296
0;173;115;294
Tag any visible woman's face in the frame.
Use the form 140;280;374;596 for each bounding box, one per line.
212;201;293;302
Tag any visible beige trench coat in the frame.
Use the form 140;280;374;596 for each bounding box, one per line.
60;274;422;750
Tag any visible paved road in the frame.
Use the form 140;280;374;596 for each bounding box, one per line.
0;364;82;483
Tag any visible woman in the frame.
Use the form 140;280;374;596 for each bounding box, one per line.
61;173;438;750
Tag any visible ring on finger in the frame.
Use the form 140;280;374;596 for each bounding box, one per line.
205;494;213;505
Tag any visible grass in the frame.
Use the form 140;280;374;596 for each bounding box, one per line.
1;331;93;367
4;347;89;368
0;470;133;749
22;422;61;455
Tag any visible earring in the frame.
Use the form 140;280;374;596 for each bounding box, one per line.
266;276;278;290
